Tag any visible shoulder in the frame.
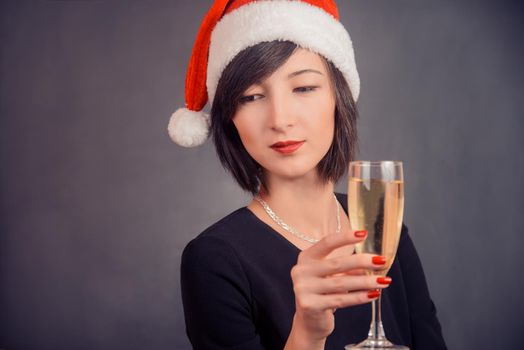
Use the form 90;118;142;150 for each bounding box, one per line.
181;209;252;286
186;207;254;250
392;225;448;348
181;207;255;268
397;224;415;259
395;224;431;290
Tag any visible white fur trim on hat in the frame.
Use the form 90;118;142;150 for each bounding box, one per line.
207;1;360;104
167;108;210;147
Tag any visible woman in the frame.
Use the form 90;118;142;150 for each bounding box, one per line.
168;1;447;349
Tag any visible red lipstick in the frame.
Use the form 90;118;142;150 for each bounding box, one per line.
270;140;305;154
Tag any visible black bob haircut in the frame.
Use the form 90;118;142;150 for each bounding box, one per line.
210;40;359;195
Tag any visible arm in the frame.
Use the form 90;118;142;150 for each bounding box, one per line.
285;231;394;349
397;226;448;350
181;230;392;350
181;235;265;349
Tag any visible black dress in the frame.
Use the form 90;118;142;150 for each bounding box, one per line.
181;193;447;349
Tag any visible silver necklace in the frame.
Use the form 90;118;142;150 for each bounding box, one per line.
254;194;341;244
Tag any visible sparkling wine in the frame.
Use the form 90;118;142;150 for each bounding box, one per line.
348;178;404;274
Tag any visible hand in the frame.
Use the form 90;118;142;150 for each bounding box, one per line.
288;230;391;345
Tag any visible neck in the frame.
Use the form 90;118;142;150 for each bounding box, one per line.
256;174;340;240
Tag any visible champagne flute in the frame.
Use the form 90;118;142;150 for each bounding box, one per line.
345;161;408;350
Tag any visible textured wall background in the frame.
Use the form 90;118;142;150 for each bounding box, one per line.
1;1;523;349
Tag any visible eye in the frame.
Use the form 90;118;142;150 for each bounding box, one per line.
294;86;318;93
239;94;263;104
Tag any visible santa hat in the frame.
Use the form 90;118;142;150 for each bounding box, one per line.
168;0;360;147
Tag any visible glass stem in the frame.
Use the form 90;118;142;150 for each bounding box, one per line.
368;294;386;340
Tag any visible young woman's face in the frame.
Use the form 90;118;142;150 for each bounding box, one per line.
232;48;336;183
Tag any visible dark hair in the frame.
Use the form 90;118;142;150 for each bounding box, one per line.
211;41;359;195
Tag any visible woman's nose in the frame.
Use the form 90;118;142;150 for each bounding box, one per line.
268;94;295;131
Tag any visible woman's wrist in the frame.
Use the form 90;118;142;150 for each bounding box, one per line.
284;315;327;350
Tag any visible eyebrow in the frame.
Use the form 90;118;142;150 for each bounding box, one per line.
287;69;324;79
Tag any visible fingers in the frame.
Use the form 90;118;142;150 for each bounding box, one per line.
300;230;367;261
293;273;391;314
296;289;382;312
291;230;395;316
294;253;387;278
296;274;392;295
323;290;382;309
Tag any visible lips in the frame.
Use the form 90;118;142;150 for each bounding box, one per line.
270;140;305;154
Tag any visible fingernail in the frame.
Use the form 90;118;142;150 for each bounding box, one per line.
368;290;381;299
377;276;392;285
372;256;386;265
354;230;367;238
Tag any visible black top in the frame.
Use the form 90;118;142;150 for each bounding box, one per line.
181;193;447;349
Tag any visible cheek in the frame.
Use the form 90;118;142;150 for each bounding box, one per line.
310;99;336;143
233;119;252;145
232;114;262;154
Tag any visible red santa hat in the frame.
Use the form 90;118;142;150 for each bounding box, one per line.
168;0;360;147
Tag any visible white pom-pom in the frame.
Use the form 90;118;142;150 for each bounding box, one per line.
167;108;210;147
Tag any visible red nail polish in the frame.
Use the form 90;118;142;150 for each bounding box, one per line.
377;277;392;285
354;230;367;238
372;256;386;265
368;290;381;299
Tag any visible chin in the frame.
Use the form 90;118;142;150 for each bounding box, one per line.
266;163;319;181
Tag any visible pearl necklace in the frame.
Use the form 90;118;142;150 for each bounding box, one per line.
254;194;341;244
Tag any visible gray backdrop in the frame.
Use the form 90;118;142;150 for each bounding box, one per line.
1;0;523;349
